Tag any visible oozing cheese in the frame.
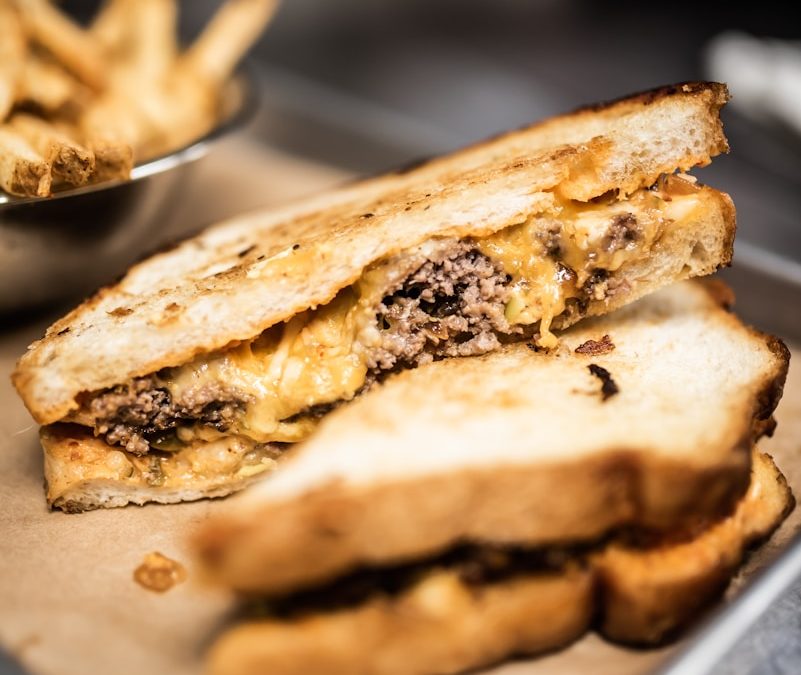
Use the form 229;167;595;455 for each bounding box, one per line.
165;288;371;443
479;180;701;346
88;177;703;450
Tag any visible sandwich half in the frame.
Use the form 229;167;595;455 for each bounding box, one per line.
195;280;790;593
194;281;792;675
204;450;793;675
15;82;735;510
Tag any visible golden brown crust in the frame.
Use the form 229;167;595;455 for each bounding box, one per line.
573;82;729;125
14;83;731;425
208;567;594;675
397;82;730;179
40;425;272;512
597;451;794;644
204;450;791;675
197;449;752;595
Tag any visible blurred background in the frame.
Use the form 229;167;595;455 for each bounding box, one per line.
213;0;801;269
0;0;778;340
62;0;801;268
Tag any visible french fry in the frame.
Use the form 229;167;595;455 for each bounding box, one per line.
81;90;163;159
93;0;177;84
0;0;275;197
121;0;177;82
180;0;280;86
89;0;131;55
0;127;52;197
17;57;87;117
86;137;133;183
14;0;107;91
0;3;27;120
10;113;95;186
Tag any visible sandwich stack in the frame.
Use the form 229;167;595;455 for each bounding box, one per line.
12;82;794;673
195;281;792;675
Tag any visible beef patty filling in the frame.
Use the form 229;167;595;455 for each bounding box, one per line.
58;176;707;475
87;245;519;455
90;380;246;455
368;244;516;371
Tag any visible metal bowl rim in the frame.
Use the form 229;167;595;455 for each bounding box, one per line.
0;68;258;210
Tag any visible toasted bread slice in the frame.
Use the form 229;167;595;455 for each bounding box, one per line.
596;450;794;644
206;451;792;675
195;281;789;594
38;183;735;512
14;83;730;426
39;425;282;512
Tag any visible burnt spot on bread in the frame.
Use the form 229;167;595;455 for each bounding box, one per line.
292;243;301;250
237;245;257;258
573;82;729;116
575;335;615;356
588;364;619;401
56;327;70;336
751;336;790;433
57;500;90;514
360;213;374;219
108;306;133;317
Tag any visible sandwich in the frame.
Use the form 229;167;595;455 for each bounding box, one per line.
203;450;792;675
194;281;792;675
14;82;735;511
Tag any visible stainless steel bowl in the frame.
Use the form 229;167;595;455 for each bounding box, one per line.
0;73;256;313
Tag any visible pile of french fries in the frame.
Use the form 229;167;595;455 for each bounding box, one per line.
0;0;278;198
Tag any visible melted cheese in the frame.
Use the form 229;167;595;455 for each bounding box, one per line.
166;288;369;443
131;435;280;488
94;177;703;449
46;431;281;504
478;179;701;346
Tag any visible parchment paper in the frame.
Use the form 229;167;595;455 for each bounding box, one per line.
1;139;799;675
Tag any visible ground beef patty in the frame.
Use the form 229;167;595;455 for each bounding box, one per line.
367;244;516;371
89;244;516;453
90;379;244;455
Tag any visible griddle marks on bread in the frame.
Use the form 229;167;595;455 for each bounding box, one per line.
588;364;620;401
